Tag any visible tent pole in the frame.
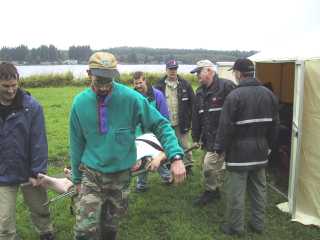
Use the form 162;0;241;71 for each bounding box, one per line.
268;183;288;200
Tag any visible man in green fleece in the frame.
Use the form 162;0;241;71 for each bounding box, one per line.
69;52;186;240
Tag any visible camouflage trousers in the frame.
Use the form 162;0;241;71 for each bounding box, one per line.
74;166;131;240
202;151;225;191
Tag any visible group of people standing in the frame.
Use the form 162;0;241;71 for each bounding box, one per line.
0;51;279;240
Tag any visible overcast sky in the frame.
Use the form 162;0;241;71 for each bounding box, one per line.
1;0;319;52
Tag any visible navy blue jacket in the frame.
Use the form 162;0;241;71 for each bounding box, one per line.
214;78;279;171
0;89;48;185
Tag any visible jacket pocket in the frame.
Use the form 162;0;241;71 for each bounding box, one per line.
115;128;134;145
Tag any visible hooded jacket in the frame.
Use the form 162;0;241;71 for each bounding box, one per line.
0;89;48;185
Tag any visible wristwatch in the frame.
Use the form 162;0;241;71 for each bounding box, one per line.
171;154;183;163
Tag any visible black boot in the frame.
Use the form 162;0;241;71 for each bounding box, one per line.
220;223;244;237
101;230;117;240
186;165;193;177
193;189;220;206
248;223;263;234
40;232;54;240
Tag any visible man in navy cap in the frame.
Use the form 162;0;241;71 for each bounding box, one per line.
155;59;195;174
214;58;279;236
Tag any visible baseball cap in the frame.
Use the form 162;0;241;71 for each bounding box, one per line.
88;52;120;81
190;60;216;74
166;59;179;69
229;58;254;73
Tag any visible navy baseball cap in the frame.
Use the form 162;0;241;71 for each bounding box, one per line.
229;58;254;73
166;59;179;69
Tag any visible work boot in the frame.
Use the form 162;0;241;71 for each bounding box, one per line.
162;177;173;186
186;165;193;177
193;189;220;206
220;223;244;237
135;186;149;193
102;230;117;240
248;223;263;234
40;232;55;240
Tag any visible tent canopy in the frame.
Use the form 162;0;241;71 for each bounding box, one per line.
249;48;320;62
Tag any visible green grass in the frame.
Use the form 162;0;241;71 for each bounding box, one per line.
15;87;320;239
27;87;84;163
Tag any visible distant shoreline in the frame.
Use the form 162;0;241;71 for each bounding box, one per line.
16;64;198;78
1;46;255;67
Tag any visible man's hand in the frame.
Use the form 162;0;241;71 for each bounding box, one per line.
75;183;81;193
193;142;201;149
64;167;72;180
170;160;186;184
28;175;42;187
213;149;224;157
146;152;167;172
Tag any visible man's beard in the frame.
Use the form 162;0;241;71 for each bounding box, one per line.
92;85;111;96
96;90;109;96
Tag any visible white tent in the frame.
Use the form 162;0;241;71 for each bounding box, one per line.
249;50;320;227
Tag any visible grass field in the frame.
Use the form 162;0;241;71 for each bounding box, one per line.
15;87;320;239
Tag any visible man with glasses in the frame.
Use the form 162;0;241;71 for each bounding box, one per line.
191;60;235;206
69;52;186;240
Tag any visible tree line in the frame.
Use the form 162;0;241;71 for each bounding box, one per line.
0;45;257;65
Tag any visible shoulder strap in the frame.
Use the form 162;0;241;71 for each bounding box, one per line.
135;138;164;152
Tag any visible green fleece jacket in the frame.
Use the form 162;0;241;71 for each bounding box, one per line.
69;81;183;184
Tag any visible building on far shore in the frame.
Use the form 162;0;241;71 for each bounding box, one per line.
62;59;78;65
217;61;235;82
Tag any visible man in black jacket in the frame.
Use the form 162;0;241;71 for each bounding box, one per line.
214;59;279;236
191;60;235;206
155;59;195;173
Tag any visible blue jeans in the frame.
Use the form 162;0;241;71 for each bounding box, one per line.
136;165;171;190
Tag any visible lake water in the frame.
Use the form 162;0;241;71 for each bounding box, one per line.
17;64;197;77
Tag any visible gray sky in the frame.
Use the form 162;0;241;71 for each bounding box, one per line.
1;0;319;51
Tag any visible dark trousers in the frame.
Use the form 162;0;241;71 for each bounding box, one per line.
224;168;267;232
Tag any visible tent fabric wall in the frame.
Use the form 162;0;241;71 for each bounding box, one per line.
256;63;294;103
251;53;320;227
295;60;320;227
